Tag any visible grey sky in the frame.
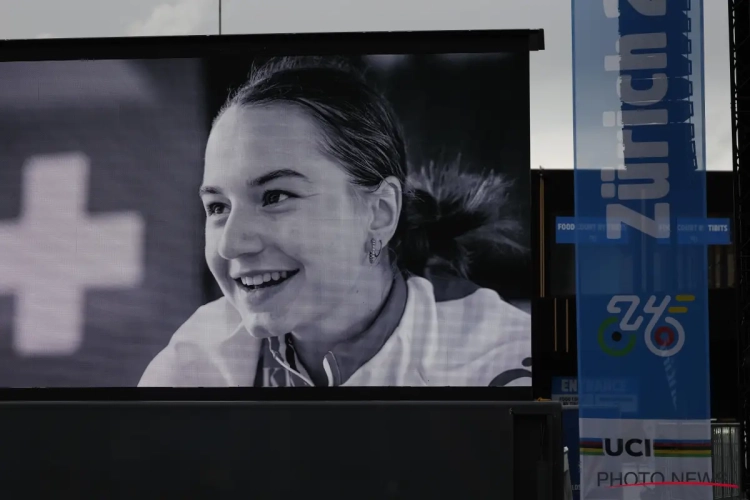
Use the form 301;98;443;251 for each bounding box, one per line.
0;0;732;171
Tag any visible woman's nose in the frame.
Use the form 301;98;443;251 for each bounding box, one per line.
217;210;265;260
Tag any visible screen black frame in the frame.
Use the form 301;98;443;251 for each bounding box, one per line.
0;29;543;401
0;29;545;61
0;400;563;500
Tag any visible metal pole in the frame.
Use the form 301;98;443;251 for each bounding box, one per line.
729;0;749;496
219;0;222;35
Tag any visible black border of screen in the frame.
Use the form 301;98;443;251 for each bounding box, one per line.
0;387;533;401
0;29;545;61
0;29;544;401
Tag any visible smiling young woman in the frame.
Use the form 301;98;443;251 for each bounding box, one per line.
139;56;531;388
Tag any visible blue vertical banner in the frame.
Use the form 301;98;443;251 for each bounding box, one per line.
572;1;712;500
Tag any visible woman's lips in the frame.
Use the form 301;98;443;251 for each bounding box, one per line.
234;269;299;292
235;269;299;289
233;269;300;308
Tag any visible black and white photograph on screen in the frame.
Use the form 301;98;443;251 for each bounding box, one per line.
0;51;532;388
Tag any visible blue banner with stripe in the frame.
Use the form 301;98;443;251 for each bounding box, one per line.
555;216;731;245
572;0;712;498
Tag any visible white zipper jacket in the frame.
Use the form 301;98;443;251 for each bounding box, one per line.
139;274;531;387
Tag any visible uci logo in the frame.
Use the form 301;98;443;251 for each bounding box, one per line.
604;438;652;457
597;294;693;358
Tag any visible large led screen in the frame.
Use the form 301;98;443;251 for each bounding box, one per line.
0;35;534;388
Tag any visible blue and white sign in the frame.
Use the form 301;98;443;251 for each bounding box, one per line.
552;376;580;406
675;218;731;245
555;217;630;244
572;0;712;499
552;376;640;412
556;216;731;245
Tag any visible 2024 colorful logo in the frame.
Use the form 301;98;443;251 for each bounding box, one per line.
598;294;694;358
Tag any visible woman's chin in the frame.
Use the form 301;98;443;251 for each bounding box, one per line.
240;313;293;339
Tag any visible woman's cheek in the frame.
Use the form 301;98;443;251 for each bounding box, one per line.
204;228;222;264
290;214;338;254
277;222;320;262
284;199;367;263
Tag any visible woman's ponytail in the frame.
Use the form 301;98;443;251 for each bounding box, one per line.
394;158;527;279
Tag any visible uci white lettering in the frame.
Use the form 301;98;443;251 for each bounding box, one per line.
604;438;652;457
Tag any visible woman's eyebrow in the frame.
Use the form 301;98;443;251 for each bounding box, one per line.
199;169;310;197
248;169;311;187
198;185;222;197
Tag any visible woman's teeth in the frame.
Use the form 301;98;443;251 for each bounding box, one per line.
239;270;292;288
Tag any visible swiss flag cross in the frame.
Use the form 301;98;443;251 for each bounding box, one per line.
0;59;210;387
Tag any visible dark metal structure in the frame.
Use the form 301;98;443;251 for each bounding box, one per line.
731;0;750;496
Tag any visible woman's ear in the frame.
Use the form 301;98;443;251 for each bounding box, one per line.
368;176;402;243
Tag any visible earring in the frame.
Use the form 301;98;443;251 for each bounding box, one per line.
368;238;382;264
